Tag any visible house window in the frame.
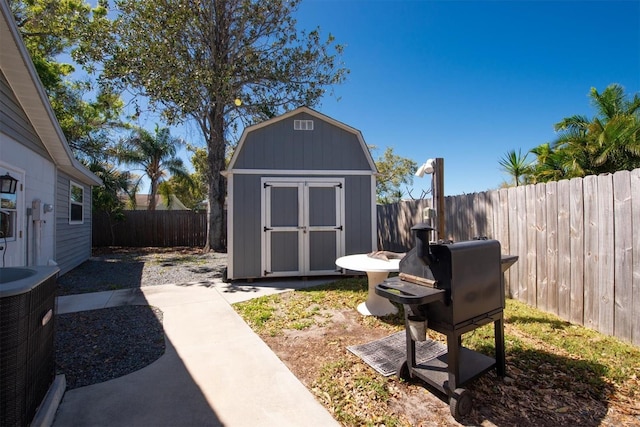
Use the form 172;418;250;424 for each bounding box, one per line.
294;120;314;131
0;190;17;240
69;181;84;224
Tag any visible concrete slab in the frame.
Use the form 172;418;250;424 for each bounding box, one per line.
53;283;340;427
56;290;115;314
214;278;336;304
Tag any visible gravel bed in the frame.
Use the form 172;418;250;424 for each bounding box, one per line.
55;305;165;390
56;247;227;296
55;247;227;389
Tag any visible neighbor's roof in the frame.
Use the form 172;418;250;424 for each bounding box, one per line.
225;106;377;173
0;0;102;186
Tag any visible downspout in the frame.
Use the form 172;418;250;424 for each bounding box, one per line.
26;207;32;266
32;199;41;265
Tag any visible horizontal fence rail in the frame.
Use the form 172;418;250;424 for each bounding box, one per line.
377;169;640;346
93;210;209;247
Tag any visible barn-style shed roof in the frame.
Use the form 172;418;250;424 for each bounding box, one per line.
226;106;377;173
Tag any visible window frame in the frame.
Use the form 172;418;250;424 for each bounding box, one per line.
69;181;84;224
0;191;17;241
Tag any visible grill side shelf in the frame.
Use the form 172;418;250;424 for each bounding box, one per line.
375;277;446;305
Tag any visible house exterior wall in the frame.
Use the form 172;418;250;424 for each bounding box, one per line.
1;70;93;274
0;71;50;159
55;172;93;275
228;109;376;280
1;73;57;267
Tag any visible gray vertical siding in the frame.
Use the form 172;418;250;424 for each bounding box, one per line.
0;71;49;158
234;112;371;171
344;175;373;254
231;174;263;278
55;172;93;275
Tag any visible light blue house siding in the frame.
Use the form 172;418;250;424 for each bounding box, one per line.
0;72;49;158
55;172;93;275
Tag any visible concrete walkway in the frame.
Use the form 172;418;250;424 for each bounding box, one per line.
52;279;340;427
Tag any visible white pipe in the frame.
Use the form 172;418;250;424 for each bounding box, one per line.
32;200;41;265
33;219;41;265
26;208;31;266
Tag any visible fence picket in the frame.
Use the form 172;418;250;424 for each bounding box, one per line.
516;186;529;303
569;177;585;325
613;171;633;342
631;169;640;346
546;181;559;316
583;175;599;330
507;187;519;299
597;174;615;336
556;179;571;321
535;183;548;311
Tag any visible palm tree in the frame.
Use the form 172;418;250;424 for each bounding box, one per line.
528;143;580;183
87;161;135;244
117;126;191;210
498;149;531;186
553;84;640;175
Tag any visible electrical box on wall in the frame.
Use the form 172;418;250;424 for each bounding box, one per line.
32;199;41;221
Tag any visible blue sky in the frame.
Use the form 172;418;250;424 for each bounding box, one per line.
285;0;640;196
126;0;640;197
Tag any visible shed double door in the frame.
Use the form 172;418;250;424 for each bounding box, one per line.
262;178;344;277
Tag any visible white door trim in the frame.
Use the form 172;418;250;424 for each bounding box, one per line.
261;177;345;277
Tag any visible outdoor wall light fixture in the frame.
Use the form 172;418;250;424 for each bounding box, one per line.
415;158;436;178
0;173;18;194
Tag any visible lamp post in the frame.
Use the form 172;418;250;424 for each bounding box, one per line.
415;158;445;241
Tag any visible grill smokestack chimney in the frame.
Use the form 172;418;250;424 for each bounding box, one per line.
412;223;436;266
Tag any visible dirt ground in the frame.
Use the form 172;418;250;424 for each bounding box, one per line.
262;306;460;426
256;293;638;427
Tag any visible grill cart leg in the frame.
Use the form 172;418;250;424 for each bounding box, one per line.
445;330;474;418
446;332;461;390
402;305;419;377
495;315;506;377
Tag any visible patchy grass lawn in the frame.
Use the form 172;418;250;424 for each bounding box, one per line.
235;278;640;426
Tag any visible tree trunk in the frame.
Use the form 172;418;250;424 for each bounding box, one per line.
205;106;227;252
148;181;158;211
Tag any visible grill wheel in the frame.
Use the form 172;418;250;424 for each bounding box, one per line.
397;360;411;381
450;388;472;418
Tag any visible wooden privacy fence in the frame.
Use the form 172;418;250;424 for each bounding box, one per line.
93;210;208;247
377;168;640;346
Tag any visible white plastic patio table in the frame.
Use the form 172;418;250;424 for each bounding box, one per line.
335;254;400;316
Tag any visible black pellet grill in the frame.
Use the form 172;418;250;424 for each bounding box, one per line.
375;224;517;419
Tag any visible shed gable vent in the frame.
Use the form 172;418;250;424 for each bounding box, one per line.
294;119;314;131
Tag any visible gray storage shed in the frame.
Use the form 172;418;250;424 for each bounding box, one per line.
224;107;378;280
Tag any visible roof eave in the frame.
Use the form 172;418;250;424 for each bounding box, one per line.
0;0;102;187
